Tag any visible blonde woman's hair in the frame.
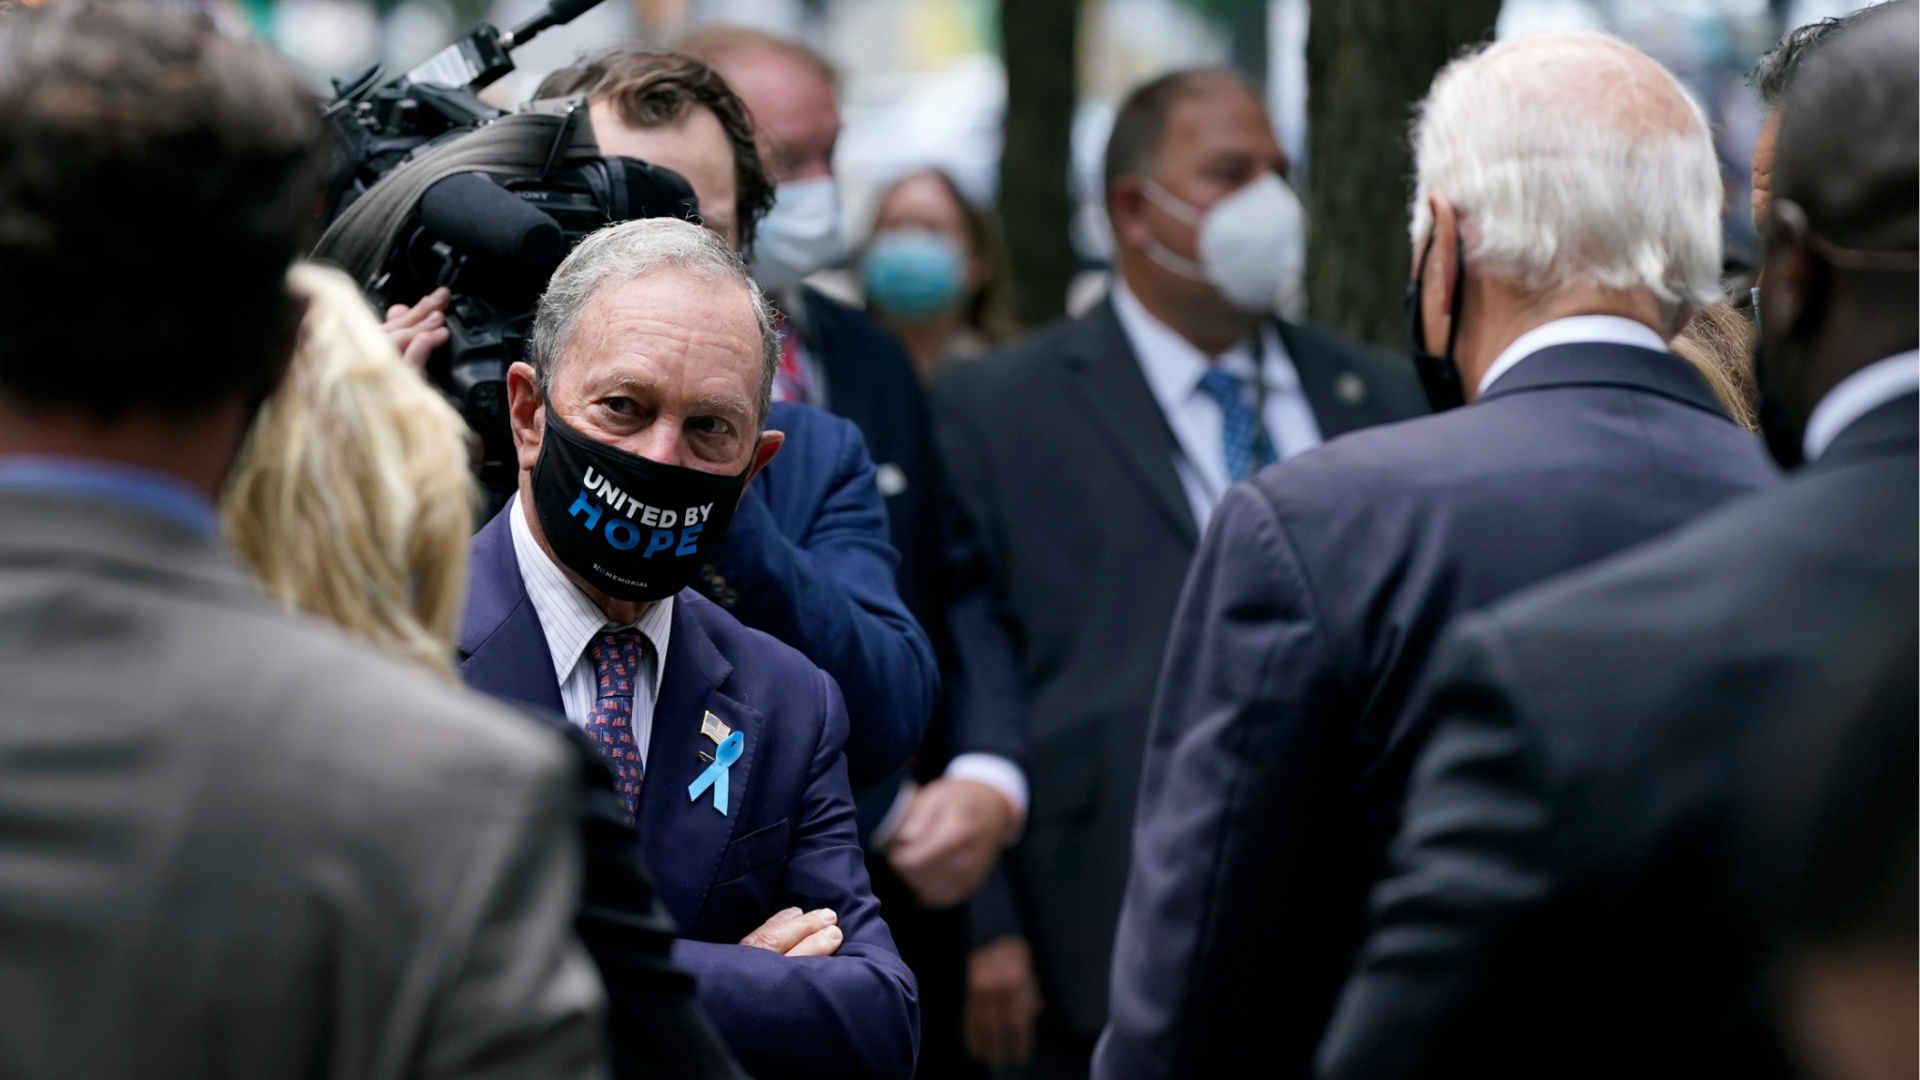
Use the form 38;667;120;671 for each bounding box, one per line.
224;262;478;676
1670;299;1761;433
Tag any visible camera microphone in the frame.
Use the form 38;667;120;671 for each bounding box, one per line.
417;172;565;269
501;0;607;49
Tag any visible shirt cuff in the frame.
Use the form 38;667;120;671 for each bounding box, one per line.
870;779;917;850
945;753;1029;838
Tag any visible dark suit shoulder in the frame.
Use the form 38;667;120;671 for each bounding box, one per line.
675;590;833;715
764;401;870;471
1489;450;1915;652
1445;451;1915;783
803;287;920;389
1245;405;1484;507
1280;318;1430;426
1282;319;1412;385
932;310;1088;407
767;399;866;443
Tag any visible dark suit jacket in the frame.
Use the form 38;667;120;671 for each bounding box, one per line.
703;400;939;791
929;297;1426;1032
1097;341;1779;1080
1317;393;1917;1080
801;288;1030;846
460;507;920;1080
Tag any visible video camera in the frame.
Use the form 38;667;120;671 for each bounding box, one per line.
324;0;700;504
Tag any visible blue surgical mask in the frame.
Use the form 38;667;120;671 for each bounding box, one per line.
861;228;966;321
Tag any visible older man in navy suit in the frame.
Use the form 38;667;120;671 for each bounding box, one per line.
459;215;917;1080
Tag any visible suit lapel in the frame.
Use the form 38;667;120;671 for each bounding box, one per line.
1281;319;1373;440
1064;299;1200;550
457;507;564;715
636;593;764;935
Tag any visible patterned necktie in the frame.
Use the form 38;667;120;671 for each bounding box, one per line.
1197;366;1278;484
773;313;813;404
586;630;646;819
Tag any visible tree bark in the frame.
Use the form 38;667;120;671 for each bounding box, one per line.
998;0;1079;329
1305;0;1501;347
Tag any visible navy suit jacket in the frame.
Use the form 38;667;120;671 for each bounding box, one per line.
702;401;939;791
1096;343;1779;1080
460;507;920;1080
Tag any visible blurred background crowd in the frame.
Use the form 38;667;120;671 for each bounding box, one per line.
230;0;1870;338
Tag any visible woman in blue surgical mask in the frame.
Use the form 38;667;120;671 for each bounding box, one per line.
859;169;1014;380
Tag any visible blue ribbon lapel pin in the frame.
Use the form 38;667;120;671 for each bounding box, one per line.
688;711;742;816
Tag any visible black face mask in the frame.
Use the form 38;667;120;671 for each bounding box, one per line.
1405;229;1468;412
530;408;751;602
1754;324;1812;470
1751;251;1835;471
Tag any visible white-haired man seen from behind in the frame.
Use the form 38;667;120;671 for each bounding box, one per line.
1094;33;1778;1080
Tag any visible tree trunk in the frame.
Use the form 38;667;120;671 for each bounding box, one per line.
999;0;1079;329
1304;0;1501;348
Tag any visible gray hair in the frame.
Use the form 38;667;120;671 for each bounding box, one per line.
527;216;780;423
1409;33;1723;311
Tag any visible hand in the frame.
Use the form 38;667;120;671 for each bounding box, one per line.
887;778;1016;909
965;936;1041;1065
739;906;842;957
382;286;451;369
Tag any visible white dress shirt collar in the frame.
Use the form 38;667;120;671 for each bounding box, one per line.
1110;280;1321;529
1803;350;1920;461
1477;315;1669;397
509;492;673;698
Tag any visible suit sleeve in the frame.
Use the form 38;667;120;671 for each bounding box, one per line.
929;373;1033;945
1315;618;1557;1080
1096;481;1351;1080
413;737;611;1080
671;669;921;1080
706;425;938;791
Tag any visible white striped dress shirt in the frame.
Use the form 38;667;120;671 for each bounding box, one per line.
510;494;673;767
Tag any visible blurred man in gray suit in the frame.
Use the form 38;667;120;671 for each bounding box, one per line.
0;7;607;1078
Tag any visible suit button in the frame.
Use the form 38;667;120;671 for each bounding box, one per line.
1335;372;1368;405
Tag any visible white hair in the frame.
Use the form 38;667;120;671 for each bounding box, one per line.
1409;33;1723;310
528;216;780;420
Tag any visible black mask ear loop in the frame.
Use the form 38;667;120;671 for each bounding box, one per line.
1405;226;1469;411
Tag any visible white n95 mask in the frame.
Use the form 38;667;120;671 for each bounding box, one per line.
1143;171;1306;314
751;176;848;292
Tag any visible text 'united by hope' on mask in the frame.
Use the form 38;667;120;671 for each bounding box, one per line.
531;407;751;602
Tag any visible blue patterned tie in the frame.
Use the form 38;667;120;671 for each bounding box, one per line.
1197;367;1278;483
586;630;646;819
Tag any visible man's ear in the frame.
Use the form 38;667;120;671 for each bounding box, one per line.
1761;200;1818;345
1421;194;1461;346
743;428;785;489
507;361;546;473
1108;179;1152;252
